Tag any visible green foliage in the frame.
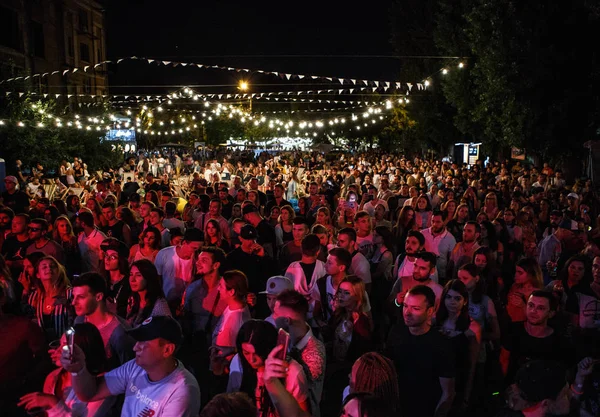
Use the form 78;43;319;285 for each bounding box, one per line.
0;97;123;171
435;0;600;161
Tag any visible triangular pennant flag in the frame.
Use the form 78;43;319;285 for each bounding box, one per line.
374;81;379;87
311;76;318;79
32;74;40;77
285;74;291;80
68;94;73;98
339;89;343;94
196;64;203;68
363;80;369;86
73;68;79;73
385;82;390;89
94;63;102;68
251;93;256;98
299;75;305;79
326;77;333;81
417;83;423;90
24;76;30;80
63;70;70;75
55;94;60;98
218;94;223;99
162;61;171;65
339;78;344;85
18;92;24;97
349;89;354;93
396;82;401;89
181;63;188;66
43;94;48;98
372;87;377;92
42;73;49;77
117;58;125;63
84;66;90;72
407;83;413;91
148;59;154;64
384;86;389;91
317;90;322;94
351;79;357;85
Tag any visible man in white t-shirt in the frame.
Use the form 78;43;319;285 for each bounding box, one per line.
390;230;427;303
60;315;201;417
155;228;203;312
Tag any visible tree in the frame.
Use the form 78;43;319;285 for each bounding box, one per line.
435;0;600;163
0;97;123;171
388;0;463;155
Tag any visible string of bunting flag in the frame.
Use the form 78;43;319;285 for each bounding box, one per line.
0;56;435;93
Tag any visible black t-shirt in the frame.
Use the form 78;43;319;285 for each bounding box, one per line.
1;236;31;261
256;219;276;247
144;182;161;193
502;322;569;383
385;325;456;417
102;220;126;242
1;191;30;214
226;248;276;294
299;262;317;286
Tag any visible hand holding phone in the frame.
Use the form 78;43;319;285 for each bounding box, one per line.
275;329;290;361
65;327;75;359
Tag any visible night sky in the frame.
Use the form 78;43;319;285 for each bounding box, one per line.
104;0;399;98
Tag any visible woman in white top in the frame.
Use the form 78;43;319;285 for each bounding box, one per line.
227;320;310;417
210;270;251;375
18;322;114;417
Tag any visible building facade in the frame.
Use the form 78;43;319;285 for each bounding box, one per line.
0;0;108;98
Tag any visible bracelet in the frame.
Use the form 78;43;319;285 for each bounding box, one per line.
394;298;403;308
570;384;583;395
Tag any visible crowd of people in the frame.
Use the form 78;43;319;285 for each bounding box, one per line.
1;149;599;417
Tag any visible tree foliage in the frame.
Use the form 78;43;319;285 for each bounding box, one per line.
0;97;124;171
435;0;600;161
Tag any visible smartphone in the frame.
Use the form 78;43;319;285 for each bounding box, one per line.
65;327;75;357
275;328;290;361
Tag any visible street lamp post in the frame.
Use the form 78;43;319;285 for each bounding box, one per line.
238;81;252;112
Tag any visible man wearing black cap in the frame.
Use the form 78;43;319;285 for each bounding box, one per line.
242;203;276;258
61;315;201;417
227;224;276;312
497;360;570;417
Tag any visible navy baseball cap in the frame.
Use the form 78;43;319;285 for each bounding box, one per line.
126;316;183;346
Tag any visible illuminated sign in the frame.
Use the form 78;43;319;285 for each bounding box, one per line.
105;129;136;141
